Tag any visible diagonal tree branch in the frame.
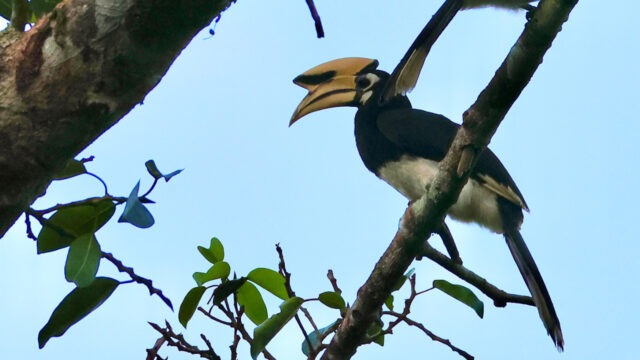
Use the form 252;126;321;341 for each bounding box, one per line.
0;0;236;239
320;0;579;358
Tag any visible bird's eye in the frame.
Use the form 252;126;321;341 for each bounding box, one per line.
356;76;371;89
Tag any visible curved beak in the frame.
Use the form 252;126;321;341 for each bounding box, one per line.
290;57;379;126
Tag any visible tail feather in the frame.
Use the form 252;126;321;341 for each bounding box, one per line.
504;229;564;350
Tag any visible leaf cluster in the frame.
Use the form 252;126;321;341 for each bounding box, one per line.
30;158;182;348
169;238;485;360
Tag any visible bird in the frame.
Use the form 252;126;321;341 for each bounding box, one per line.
289;56;564;350
381;0;537;104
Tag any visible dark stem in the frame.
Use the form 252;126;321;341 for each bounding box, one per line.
86;172;109;196
304;0;325;38
148;322;221;360
101;251;174;309
141;178;159;198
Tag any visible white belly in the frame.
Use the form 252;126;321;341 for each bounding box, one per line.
377;155;504;233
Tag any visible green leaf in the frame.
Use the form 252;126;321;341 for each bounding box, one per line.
384;295;394;311
163;169;183;182
197;237;224;264
318;291;346;310
145;160;183;182
0;0;12;20
53;159;87;180
145;160;163;179
30;0;61;19
433;279;484;318
373;334;385;346
197;247;217;264
251;297;304;359
237;281;268;325
38;277;119;348
301;319;340;356
37;199;115;254
366;318;384;346
193;262;231;286
65;233;101;287
247;268;289;300
118;181;154;228
213;277;247;305
178;286;206;328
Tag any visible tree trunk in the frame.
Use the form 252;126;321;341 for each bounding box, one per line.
0;0;234;238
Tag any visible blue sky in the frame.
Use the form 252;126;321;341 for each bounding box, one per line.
1;1;637;359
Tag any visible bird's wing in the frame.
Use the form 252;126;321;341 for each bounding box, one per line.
380;0;463;104
376;108;528;210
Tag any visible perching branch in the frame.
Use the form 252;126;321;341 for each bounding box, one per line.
321;0;578;358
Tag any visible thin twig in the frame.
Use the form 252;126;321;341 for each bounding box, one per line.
141;178;160;198
276;243;314;355
25;208;74;238
85;172;109;196
301;306;319;332
197;307;233;326
24;214;36;240
145;336;167;360
420;242;534;307
214;294;277;360
384;312;474;360
200;334;216;356
230;333;240;360
149;322;221;360
327;270;342;294
102;251;173;309
80;156;95;164
376;276;473;359
303;0;325;38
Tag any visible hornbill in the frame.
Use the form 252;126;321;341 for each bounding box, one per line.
289;57;564;349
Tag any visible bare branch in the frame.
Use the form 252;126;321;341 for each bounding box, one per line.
327;270;342;294
230;333;241;360
148;322;221;360
197;307;233;326
146;336;168;360
303;0;325;38
384;311;474;360
420;242;534;307
276;243;314;355
24;214;36;241
101;251;173;309
301;306;320;332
